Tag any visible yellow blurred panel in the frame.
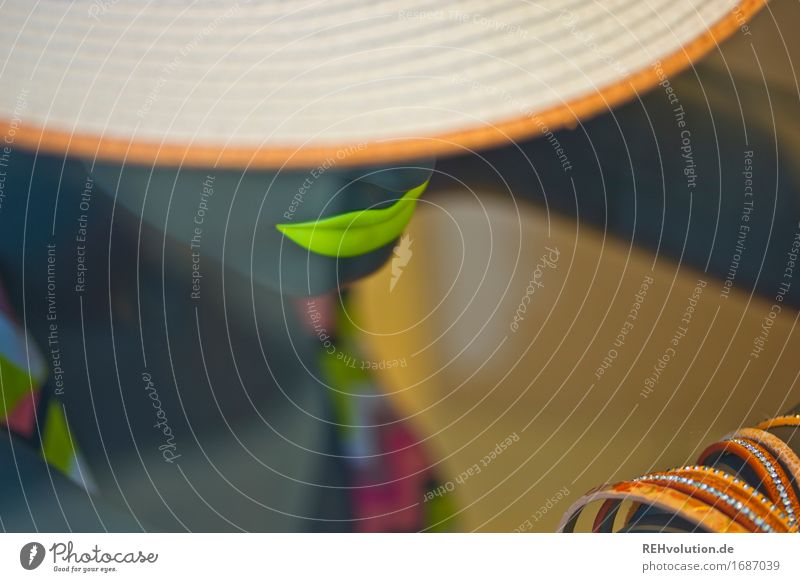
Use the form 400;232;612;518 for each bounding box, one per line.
351;189;800;532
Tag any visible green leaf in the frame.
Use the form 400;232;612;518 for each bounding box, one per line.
276;180;429;257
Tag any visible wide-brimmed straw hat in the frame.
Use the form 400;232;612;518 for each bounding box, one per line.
0;0;765;169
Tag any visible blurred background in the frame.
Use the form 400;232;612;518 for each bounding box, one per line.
1;1;799;533
349;0;800;531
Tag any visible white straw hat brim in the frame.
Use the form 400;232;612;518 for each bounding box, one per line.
0;0;765;168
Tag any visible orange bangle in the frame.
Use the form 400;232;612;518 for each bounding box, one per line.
622;464;767;531
592;499;620;532
561;422;800;534
756;415;800;431
633;468;790;533
732;428;800;483
678;463;792;524
558;481;750;533
698;439;799;530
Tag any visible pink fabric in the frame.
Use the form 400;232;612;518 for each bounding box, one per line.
293;293;338;335
3;391;39;438
0;281;40;438
351;421;430;532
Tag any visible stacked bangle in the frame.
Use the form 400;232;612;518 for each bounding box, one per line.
632;466;792;532
558;481;749;533
732;428;800;484
560;414;800;533
699;438;799;530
